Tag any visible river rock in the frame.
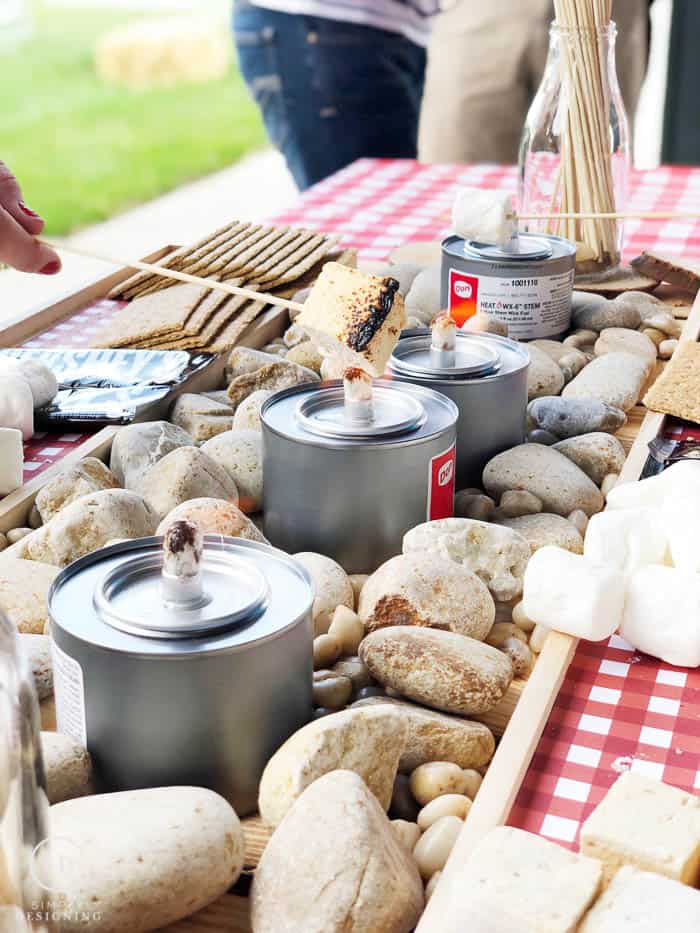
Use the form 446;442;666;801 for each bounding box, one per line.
252;770;424;933
530;339;569;362
231;388;274;431
0;560;57;634
359;627;513;716
405;264;441;324
137;446;238;520
285;341;323;374
16;490;158;567
35;458;119;523
201;429;263;513
613;290;663;317
594;328;657;368
528;396;627;439
110;420;193;489
499;490;543;518
226;346;279;378
227;359;319;407
156;498;267;542
562;351;650;411
169;393;233;444
49;787;244;933
527;344;565;400
500;513;584;554
41;732;93;804
358;552;494;640
454;490;495;521
294;552;354;635
352;696;495;772
483;444;604;517
572;293;641;332
553;433;627;485
403;518;530;602
258;706;408;826
19;633;52;698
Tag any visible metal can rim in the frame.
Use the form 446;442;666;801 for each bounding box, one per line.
387;329;530;384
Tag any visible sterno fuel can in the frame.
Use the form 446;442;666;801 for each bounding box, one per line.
261;380;458;573
387;330;530;488
48;535;313;816
441;233;576;339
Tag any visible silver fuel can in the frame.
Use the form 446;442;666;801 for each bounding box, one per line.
261;379;458;573
441;233;576;339
387;331;530;489
48;535;313;816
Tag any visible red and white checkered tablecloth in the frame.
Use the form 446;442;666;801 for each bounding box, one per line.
9;159;700;848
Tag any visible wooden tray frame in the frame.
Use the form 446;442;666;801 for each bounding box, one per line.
2;269;697;931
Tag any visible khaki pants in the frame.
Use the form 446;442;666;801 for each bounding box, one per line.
418;0;648;164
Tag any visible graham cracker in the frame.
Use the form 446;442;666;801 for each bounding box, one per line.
183;224;267;276
198;293;253;345
209;301;268;353
238;229;316;280
91;283;208;348
643;341;700;424
256;236;337;289
179;282;232;336
224;227;302;279
632;251;700;296
207;227;288;278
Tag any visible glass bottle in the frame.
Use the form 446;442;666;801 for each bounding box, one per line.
518;21;630;280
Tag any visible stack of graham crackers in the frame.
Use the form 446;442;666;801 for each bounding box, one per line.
92;221;350;354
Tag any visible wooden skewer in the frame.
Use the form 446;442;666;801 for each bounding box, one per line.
518;210;700;221
42;239;306;314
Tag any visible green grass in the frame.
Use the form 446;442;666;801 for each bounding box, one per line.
0;5;266;235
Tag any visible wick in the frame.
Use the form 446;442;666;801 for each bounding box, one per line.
431;313;457;368
343;367;374;424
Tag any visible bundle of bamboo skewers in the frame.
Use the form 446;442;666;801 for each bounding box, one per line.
550;0;622;269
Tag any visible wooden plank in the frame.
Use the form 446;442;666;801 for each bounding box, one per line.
417;288;700;932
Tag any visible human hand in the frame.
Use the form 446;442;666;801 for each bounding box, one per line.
0;162;61;274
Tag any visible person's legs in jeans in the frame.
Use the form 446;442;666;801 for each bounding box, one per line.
233;2;426;189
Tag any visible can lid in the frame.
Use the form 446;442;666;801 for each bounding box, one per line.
295;384;426;438
454;236;554;262
389;332;502;379
93;549;269;639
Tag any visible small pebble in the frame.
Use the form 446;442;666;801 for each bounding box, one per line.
313;634;342;670
462;312;508;337
354;685;386;701
327;605;365;656
485;622;527;648
659;339;678;360
454;491;495;522
425;871;442;901
385;686;403;699
563;329;598;350
332;656;373;691
558;349;588;383
0;532;7;552
502;637;534;678
413;815;463;880
461;769;483;799
567;509;589;536
526;429;558;446
7;527;31;545
528;396;626;439
409;762;468;806
499;490;543;518
601;473;619;498
390;774;420;822
417;794;471;831
643;311;682;339
312;673;352;709
312;707;335;720
348;574;369;609
29;504;42;529
641;327;665;348
390;819;422;851
512;601;535;633
529;624;550;654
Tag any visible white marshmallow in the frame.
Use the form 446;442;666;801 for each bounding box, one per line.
523;545;624;641
584;508;669;575
622;565;700;667
0;375;34;440
606;460;700;511
452;188;515;246
0;357;58;409
0;428;23;496
664;499;700;572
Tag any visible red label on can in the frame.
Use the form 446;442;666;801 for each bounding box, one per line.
427;443;456;521
448;269;479;326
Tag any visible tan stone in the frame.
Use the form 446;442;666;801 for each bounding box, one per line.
35;457;119;522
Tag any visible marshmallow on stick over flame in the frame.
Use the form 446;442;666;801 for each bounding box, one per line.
296;262;407;378
452;187;516;247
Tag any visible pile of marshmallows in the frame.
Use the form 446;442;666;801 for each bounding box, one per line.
0;357;58;496
523;460;700;668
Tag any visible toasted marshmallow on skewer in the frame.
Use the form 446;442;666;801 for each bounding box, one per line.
297;263;407;377
452;188;516;247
